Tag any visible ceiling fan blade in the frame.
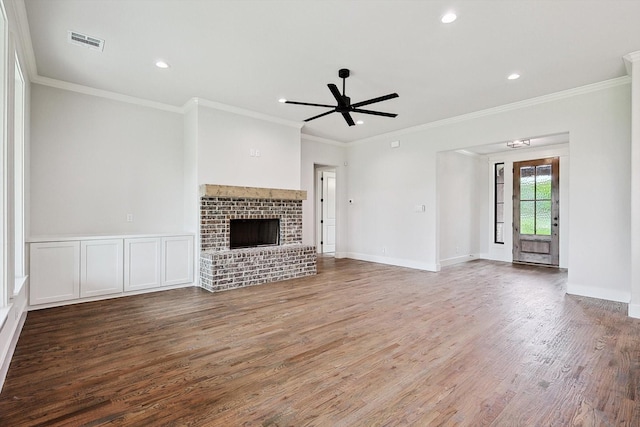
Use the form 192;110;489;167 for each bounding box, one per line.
342;112;355;126
351;93;399;108
285;100;335;108
328;83;346;106
351;108;398;118
304;110;335;122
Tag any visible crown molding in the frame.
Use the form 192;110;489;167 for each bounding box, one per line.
182;98;303;129
301;133;345;147
347;76;631;147
11;0;37;82
31;75;183;113
623;50;640;75
31;78;306;127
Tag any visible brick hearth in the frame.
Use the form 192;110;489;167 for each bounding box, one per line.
199;185;316;292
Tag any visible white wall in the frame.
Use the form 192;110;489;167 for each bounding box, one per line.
30;84;185;236
346;137;437;270
183;105;198;234
346;81;631;302
300;137;347;253
437;150;486;266
196;103;301;190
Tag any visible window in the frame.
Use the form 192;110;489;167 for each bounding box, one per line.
14;53;25;291
519;164;552;236
494;163;505;244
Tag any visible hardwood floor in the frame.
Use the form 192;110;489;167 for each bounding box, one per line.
1;257;639;426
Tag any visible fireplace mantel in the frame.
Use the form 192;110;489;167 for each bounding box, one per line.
199;184;306;201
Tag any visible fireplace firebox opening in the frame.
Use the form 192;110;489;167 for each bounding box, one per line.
230;218;280;249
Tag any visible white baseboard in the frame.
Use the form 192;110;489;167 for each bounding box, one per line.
29;282;196;311
0;307;27;393
566;282;630;304
629;303;640;319
345;252;439;272
439;254;477;268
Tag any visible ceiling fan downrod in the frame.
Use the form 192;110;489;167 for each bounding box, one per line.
339;68;350;96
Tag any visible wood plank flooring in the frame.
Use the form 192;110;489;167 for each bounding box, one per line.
1;257;639;426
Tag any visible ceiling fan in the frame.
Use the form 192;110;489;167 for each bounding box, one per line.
283;68;399;126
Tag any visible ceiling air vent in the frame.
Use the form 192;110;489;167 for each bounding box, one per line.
67;31;104;52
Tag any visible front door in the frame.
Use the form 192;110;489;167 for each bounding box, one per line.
513;157;559;266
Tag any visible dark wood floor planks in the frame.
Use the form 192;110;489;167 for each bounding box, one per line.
0;257;639;426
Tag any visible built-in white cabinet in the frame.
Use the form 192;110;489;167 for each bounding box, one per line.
30;241;80;305
29;234;194;307
81;239;124;298
124;238;162;291
162;235;194;286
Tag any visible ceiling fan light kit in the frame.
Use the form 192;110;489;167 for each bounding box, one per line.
284;68;399;127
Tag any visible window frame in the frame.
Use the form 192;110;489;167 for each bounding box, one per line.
494;162;505;244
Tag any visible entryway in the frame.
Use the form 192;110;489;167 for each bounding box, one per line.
513;157;560;266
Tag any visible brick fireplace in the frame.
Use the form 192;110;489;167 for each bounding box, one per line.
199;184;317;292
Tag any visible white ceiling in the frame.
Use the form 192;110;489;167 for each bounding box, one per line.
21;0;640;143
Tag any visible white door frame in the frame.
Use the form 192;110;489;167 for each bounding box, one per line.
315;165;338;254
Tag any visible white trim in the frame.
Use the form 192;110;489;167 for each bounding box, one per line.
629;304;640;319
301;133;345;147
348;76;631;147
345;252;439;272
28;281;195;311
28;232;194;243
30;80;305;128
12;275;25;296
566;282;631;304
11;0;36;82
31;75;183;113
439;254;477;268
183;97;303;129
623;50;640;75
0;304;27;393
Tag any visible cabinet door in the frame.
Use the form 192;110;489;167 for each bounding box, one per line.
80;239;124;298
124;238;162;291
162;236;194;286
30;241;80;305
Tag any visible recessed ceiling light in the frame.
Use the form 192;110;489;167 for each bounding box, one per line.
356;120;364;125
155;60;170;69
508;73;520;80
441;12;457;24
278;98;287;103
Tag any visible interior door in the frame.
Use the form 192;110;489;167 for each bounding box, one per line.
513;157;559;266
321;170;336;253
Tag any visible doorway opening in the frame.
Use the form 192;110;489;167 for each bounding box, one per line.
315;166;337;255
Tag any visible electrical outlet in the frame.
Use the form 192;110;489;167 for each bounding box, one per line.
126;214;133;222
382;247;387;254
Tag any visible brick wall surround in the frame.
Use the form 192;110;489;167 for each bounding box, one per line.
200;197;303;251
199;188;316;292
